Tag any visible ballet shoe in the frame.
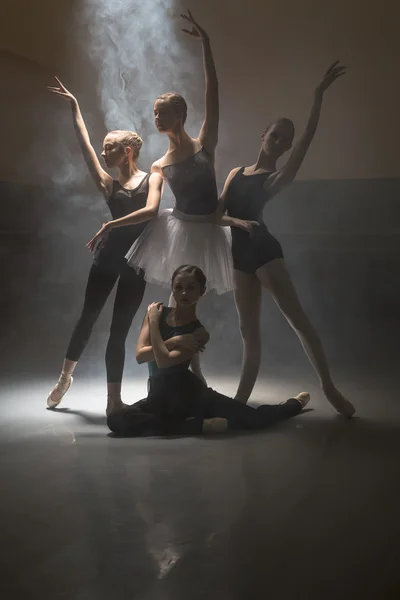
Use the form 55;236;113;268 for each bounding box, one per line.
47;374;73;409
294;392;310;409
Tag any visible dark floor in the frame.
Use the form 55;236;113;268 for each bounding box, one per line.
1;369;399;600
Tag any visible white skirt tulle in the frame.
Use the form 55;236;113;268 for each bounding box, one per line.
125;208;234;294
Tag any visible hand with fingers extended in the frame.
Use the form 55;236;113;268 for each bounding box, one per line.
316;61;346;97
234;219;260;237
86;222;111;253
181;9;209;43
47;77;77;104
148;302;163;322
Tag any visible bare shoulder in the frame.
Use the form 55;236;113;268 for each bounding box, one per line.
221;167;241;191
151;160;163;175
228;166;241;179
148;172;163;186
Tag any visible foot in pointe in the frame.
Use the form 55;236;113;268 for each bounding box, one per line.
294;392;310;409
202;418;229;434
47;372;73;409
323;385;355;418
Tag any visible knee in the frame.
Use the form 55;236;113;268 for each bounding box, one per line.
77;308;101;330
108;323;130;344
286;312;312;335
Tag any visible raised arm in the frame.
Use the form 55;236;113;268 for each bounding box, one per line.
47;77;113;199
181;10;219;155
86;173;163;252
267;62;346;195
136;310;207;365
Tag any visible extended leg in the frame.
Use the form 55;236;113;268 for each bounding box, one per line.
47;263;117;408
233;270;262;402
201;386;307;430
256;259;355;418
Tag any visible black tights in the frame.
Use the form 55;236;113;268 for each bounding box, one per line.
107;372;302;436
66;261;146;382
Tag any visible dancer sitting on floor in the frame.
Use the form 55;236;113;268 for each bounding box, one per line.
219;62;355;418
107;264;310;437
46;78;163;415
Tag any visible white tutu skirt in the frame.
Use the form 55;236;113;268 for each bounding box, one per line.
125;208;234;294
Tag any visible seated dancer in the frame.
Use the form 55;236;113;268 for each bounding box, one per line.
107;264;310;437
46;78;163;415
219;62;355;417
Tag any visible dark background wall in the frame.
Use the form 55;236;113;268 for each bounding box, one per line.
1;0;399;383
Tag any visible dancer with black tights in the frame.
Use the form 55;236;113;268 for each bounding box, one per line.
107;265;310;437
46;78;163;415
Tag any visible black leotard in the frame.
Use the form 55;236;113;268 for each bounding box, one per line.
94;174;151;269
225;167;283;273
162;147;218;216
148;306;202;378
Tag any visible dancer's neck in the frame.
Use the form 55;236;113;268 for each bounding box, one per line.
171;305;197;325
167;128;194;153
254;148;277;172
118;161;140;183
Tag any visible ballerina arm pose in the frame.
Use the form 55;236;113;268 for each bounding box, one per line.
46;78;162;415
219;62;355;418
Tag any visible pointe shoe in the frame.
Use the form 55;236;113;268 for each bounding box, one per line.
323;386;356;419
202;418;229;434
294;392;310;409
47;374;73;409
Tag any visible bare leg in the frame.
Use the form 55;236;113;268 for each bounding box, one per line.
168;291;207;385
233;270;262;402
256;259;355;418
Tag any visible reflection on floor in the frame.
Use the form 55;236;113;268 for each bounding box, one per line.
1;374;399;599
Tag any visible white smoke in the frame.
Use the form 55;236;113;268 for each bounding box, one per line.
80;0;202;163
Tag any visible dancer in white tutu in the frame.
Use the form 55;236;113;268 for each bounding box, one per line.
125;10;256;295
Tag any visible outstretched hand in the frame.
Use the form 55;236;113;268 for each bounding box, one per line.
181;9;209;42
47;77;76;103
316;61;346;96
86;222;111;253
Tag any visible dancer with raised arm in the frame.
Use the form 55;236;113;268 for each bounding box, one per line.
46;78;163;415
126;10;254;292
107;265;310;437
125;10;255;383
220;62;355;417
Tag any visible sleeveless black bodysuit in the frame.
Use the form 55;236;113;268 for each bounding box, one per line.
162;147;218;216
148;306;202;378
94;174;151;270
225;167;283;273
